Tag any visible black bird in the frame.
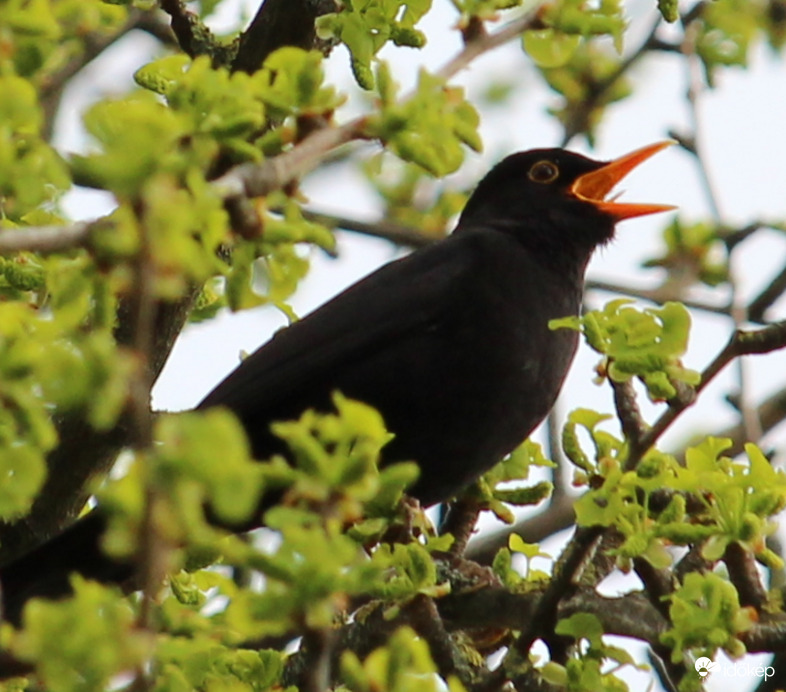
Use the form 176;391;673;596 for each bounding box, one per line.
0;143;674;621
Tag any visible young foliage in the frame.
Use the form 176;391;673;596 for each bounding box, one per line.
0;0;127;84
551;299;700;401
0;253;132;519
340;626;465;692
8;577;149;692
534;41;632;145
540;0;626;52
316;0;433;89
567;417;786;571
0;74;69;221
539;613;649;691
661;572;756;690
470;439;555;524
363;155;469;237
366;63;482;176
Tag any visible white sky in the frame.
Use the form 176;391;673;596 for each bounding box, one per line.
54;1;786;689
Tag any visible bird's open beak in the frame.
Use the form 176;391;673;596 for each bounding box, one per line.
570;141;677;221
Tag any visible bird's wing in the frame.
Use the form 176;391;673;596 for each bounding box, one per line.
197;233;476;417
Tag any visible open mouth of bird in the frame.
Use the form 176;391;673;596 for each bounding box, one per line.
570;141;676;220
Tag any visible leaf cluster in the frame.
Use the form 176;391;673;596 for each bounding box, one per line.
316;0;433;89
566;412;786;574
551;299;700;401
366;63;482;176
539;613;649;691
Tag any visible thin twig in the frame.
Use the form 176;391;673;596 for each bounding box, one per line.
128;202;163;690
547;405;567;498
611;378;647;448
0;221;95;255
439;497;482;557
680;22;723;221
678;15;765;447
301;209;436;248
512;525;604;656
40;9;154;137
630;322;786;467
465;493;576;565
748;262;786;323
586;278;733;319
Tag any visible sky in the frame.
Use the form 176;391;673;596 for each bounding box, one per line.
54;1;786;689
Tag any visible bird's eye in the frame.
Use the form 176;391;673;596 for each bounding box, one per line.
528;160;559;184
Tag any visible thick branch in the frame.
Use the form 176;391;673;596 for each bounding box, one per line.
232;0;338;74
159;0;215;59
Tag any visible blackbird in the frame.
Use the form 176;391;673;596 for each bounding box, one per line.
0;143;674;621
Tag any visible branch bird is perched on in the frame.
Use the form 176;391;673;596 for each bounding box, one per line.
0;143;674;620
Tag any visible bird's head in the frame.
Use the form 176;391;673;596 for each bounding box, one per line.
458;142;675;264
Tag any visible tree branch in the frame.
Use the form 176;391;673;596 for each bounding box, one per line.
440;497;482;557
512;526;604;656
232;0;338;74
748;262;786;323
465;492;576;566
626;322;786;470
301;209;436;248
159;0;217;60
0;221;95;255
724;541;769;611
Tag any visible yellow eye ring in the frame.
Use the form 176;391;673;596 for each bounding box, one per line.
528;160;559;184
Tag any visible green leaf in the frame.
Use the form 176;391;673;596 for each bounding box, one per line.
556;613;604;645
523;29;581;68
661;571;754;664
644;217;729;287
11;577;148;692
365;66;482;175
317;1;434;89
153;409;266;529
0;444;47;520
133;54;191;95
563;299;700;402
0;74;70;221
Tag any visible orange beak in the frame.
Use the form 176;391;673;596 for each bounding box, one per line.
570;141;677;221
